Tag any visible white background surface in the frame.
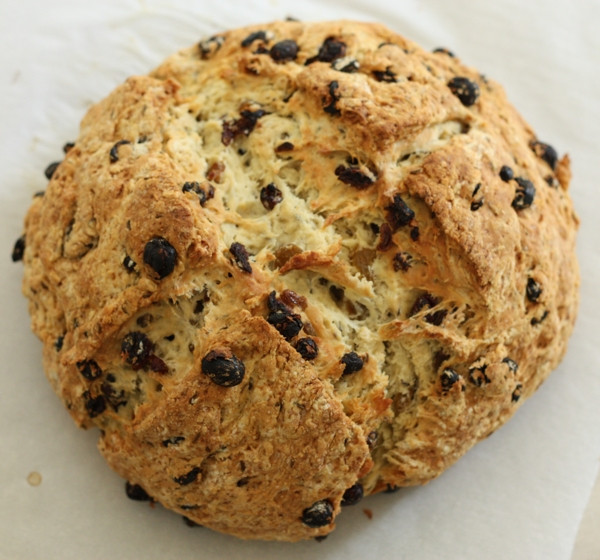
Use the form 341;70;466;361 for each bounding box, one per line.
1;1;599;558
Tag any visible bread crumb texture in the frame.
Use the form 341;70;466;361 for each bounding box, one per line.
20;20;579;541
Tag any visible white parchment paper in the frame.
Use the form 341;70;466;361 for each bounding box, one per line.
1;1;599;558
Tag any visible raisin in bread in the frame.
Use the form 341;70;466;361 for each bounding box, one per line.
18;20;579;541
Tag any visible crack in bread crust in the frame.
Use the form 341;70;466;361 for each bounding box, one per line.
21;20;579;541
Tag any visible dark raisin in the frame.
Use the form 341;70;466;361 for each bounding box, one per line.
275;141;294;152
164;334;175;342
269;39;298;62
162;436;185;447
221;109;267;145
472;183;482;197
55;335;64;351
366;431;378;448
173;467;202;486
469;365;490;387
373;66;397;82
121;331;154;369
503;357;519;373
182;516;201;527
44;162;60;180
241;30;269;47
301;500;333;528
109;140;131;163
182;181;201;200
341;352;364;375
333;58;360;73
385;194;415;231
376;223;393;251
441;368;460;390
526;277;542;302
268;310;303;340
201;349;246;387
470;199;484;211
499;165;514;182
369;223;380;235
334;165;374;189
123;255;136;273
63;142;75;153
205;184;215;201
198;35;224;59
76;359;103;380
328;285;344;304
316;37;346;61
341;483;364;506
447;76;480;107
99;381;115;396
84;393;106;418
384;484;400;493
425;309;448;326
306;37;347;64
295;338;319;360
147;354;169;374
433;349;450;370
512;383;523;402
512;177;536;210
433;47;455;57
229;242;252;273
100;382;127;411
531;310;549;326
410;226;420;241
530;140;558;170
11;235;25;262
410;293;440;316
125;482;152;501
267;290;289;313
323;80;341;116
143;237;177;279
260;183;283;210
393;252;412;272
182;181;212;206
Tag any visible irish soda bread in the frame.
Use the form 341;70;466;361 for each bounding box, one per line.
17;20;579;541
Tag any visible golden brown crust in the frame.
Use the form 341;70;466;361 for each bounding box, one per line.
20;20;579;540
99;314;369;540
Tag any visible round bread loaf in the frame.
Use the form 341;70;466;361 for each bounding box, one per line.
18;20;579;541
